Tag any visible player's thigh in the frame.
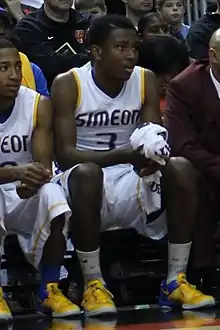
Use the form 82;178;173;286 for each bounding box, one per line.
51;165;80;203
4;191;38;234
110;170;167;239
52;165;118;229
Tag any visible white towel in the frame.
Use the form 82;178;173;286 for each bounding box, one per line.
130;123;169;214
130;123;170;165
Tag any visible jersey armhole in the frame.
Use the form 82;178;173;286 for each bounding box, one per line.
71;70;82;110
33;93;41;128
141;68;145;105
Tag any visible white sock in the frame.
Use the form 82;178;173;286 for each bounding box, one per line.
76;248;104;288
166;241;192;284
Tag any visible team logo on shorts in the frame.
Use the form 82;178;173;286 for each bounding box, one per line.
74;30;85;43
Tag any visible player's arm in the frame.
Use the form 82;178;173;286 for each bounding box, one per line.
31;95;53;173
0;97;52;186
16;96;53;198
52;72;135;171
139;69;162;125
137;69;165;177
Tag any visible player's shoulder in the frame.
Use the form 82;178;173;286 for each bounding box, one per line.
52;65;87;88
132;66;154;78
18;85;40;104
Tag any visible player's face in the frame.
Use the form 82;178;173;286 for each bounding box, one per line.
126;0;154;14
99;28;140;81
0;48;22;99
142;17;168;40
46;0;73;11
160;0;185;25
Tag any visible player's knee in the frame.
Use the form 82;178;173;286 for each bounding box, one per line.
165;157;200;192
68;163;103;197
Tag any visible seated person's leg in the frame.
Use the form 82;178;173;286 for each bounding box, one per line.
160;157;215;309
7;182;80;318
0;190;15;320
66;163;116;316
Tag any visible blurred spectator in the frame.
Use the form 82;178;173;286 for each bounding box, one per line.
74;0;107;19
105;0;125;15
0;6;49;96
187;1;220;59
14;0;90;88
138;34;189;111
156;0;189;39
122;0;154;27
2;0;25;21
21;0;43;8
138;12;168;39
164;28;220;284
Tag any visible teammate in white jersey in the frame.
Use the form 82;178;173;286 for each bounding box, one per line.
0;39;81;320
51;15;214;315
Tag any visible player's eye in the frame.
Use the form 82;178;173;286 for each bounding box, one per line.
16;64;22;70
0;65;7;71
116;45;125;51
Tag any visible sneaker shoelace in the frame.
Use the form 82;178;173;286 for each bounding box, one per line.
179;276;204;298
82;281;113;306
47;284;73;307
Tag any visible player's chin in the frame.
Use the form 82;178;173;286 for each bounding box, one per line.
5;88;20;99
119;70;134;81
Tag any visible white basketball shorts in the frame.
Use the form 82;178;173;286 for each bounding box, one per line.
0;182;71;269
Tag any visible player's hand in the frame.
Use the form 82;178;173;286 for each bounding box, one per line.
127;148;152;169
16;184;38;199
14;163;52;188
138;160;162;177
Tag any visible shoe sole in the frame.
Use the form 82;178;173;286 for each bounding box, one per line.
52;309;82;318
0;314;13;321
183;298;216;310
84;306;117;317
160;298;215;310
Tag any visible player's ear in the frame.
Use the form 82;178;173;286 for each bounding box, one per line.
91;44;102;61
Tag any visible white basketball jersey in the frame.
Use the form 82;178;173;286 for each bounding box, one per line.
72;64;145;151
0;86;40;170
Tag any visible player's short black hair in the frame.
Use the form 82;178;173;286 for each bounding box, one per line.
138;34;189;75
86;14;137;47
138;12;163;35
0;37;16;50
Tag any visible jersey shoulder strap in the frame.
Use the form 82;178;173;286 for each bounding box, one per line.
19;52;36;91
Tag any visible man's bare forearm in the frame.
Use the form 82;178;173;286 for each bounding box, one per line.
58;147;134;171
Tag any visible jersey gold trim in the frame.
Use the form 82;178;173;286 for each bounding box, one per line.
33;93;41;128
141;68;145;105
71;70;82;109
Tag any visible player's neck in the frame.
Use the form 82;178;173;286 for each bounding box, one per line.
0;98;15;114
44;3;70;23
92;67;125;98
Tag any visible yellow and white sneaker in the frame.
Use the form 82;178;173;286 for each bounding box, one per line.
82;280;117;316
159;273;215;309
0;288;12;321
40;283;81;317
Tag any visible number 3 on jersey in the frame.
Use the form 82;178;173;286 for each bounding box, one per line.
96;133;117;150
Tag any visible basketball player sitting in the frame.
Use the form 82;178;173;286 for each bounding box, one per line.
0;39;81;321
51;15;215;316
